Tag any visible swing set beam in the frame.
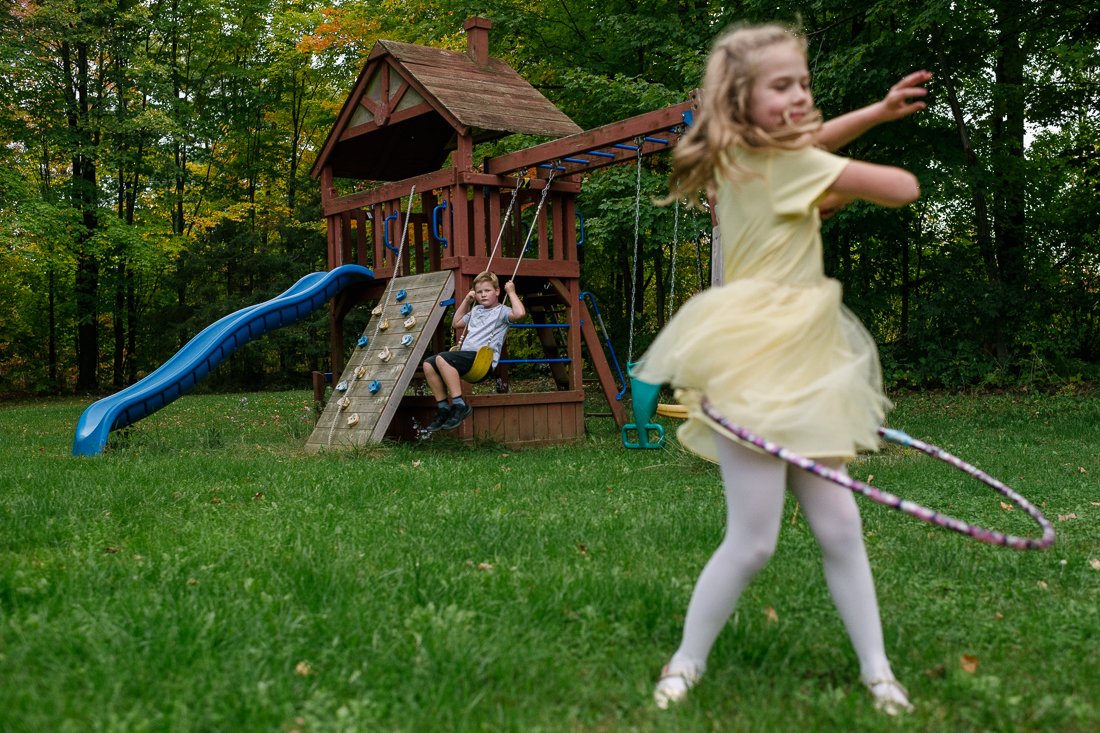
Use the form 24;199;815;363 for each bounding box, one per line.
483;98;696;178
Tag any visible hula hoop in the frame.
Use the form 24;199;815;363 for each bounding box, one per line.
699;397;1055;551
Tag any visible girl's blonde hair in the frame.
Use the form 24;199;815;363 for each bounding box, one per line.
668;23;823;203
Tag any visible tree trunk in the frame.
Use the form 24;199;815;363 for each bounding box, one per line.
935;47;999;286
65;38;100;392
127;267;138;384
113;260;125;387
990;5;1028;361
48;265;58;390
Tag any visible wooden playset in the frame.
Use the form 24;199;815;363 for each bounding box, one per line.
306;17;694;450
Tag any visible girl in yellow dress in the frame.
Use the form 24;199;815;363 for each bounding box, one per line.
633;23;931;714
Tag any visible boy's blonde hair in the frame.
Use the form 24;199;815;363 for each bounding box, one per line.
473;271;499;288
668;23;823;203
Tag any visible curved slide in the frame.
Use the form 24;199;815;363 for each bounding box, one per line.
72;264;374;456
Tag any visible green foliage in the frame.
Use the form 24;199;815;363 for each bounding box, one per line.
0;0;1097;393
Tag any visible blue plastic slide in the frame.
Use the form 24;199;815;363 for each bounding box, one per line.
72;265;374;456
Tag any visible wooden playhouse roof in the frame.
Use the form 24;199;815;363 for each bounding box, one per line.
311;22;581;181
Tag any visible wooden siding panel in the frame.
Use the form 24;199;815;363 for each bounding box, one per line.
388;394;585;448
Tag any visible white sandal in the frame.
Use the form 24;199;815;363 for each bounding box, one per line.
654;663;701;709
865;677;914;715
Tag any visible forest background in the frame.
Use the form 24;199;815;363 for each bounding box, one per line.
1;0;1097;398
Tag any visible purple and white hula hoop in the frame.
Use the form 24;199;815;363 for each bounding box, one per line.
700;397;1055;551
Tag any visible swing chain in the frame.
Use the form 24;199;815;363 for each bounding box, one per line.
627;144;643;365
509;164;557;282
668;199;680;322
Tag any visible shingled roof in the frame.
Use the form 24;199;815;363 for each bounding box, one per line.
311;18;581;182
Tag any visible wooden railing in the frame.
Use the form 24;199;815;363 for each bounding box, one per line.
325;177;583;284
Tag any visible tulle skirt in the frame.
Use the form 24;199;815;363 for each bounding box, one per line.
632;277;890;462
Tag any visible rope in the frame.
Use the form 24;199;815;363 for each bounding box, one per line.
627;144;643;365
485;172;525;272
368;184;417;341
458;166;557;351
326;184;416;447
506;166;557;286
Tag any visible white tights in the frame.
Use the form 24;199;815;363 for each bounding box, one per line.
668;436;895;683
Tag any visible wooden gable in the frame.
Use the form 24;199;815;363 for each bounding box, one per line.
311;18;581;182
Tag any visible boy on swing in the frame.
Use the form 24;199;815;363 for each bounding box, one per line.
421;271;527;432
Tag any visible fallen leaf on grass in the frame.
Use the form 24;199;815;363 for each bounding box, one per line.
1058;513;1078;522
103;546;120;554
412;460;422;468
577;544;588;556
1079;467;1088;474
764;607;779;624
477;562;493;571
866;474;874;484
1090;559;1100;571
1037;580;1049;590
999;501;1014;511
295;661;312;676
959;655;980;673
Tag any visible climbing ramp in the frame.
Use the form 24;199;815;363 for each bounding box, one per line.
305;270;454;451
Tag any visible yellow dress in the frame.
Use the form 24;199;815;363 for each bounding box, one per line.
633;145;891;462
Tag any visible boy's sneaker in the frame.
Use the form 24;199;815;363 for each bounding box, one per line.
424;407;452;432
440;402;472;430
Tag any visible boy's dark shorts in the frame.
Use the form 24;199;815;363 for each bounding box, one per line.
424;350;477;373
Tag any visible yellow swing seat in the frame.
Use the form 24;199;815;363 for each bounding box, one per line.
460;345;495;384
655;402;689;420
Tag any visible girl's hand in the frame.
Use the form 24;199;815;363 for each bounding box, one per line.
878;70;932;122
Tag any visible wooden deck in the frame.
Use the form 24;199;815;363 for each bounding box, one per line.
391;391;586;447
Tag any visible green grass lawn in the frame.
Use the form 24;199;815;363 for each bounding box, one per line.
1;389;1097;732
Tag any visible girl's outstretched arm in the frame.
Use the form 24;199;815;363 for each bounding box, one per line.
829;160;920;208
818;70;932;151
